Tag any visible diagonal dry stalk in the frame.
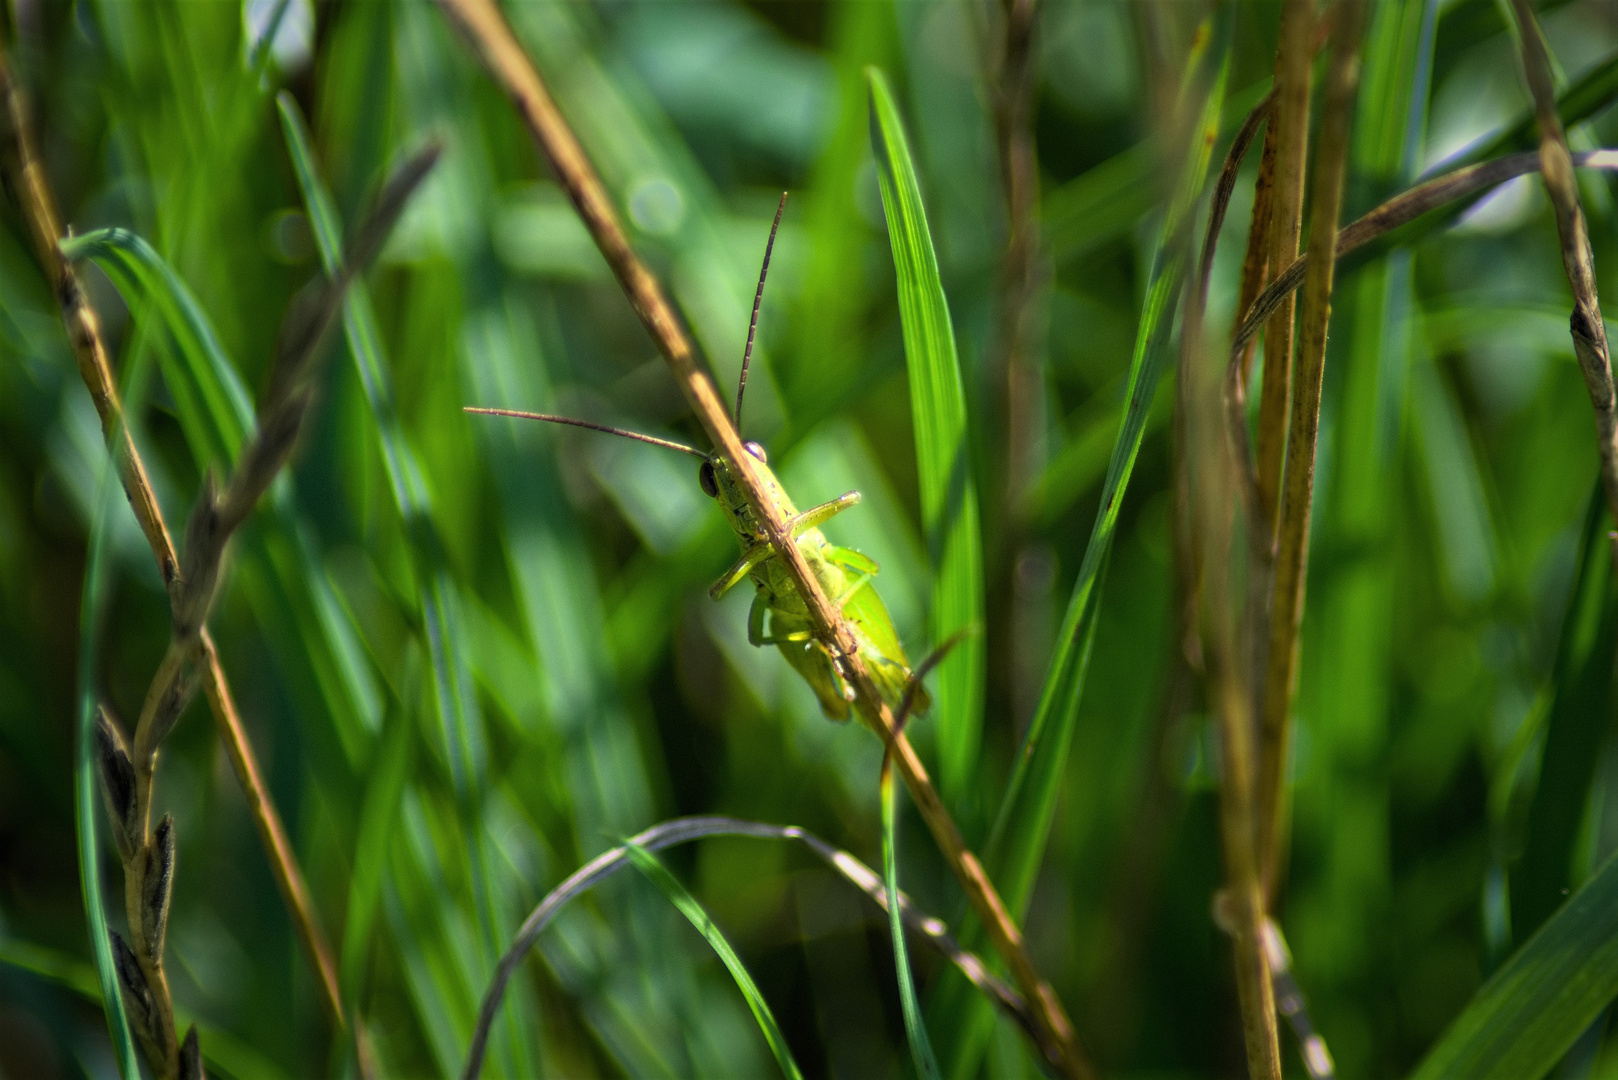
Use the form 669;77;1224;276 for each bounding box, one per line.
1507;0;1618;531
87;143;438;1080
1255;0;1368;901
0;43;349;1046
430;0;1090;1075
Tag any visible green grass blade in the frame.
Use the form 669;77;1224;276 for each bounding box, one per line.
882;760;942;1080
74;388;142;1080
1512;490;1617;940
985;32;1230;921
276;95;516;1072
1043;79;1272;267
60;228;253;465
276;96;486;800
62;226;383;763
0;939;294;1080
622;841;805;1080
866;67;985;806
1407;848;1618;1080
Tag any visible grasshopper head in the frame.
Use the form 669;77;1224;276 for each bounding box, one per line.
700;441;794;543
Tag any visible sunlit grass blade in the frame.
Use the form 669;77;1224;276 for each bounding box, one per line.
882;758;941;1080
1407;847;1618;1080
622;840;805;1080
866;66;985;806
927;30;1227;1079
275;93;514;1070
276;96;485;798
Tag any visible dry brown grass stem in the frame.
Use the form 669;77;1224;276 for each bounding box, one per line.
992;0;1043;500
1175;90;1274;670
1231;149;1618;357
1256;0;1367;901
430;0;1089;1075
1252;0;1315;539
0;43;348;1054
1508;0;1618;530
1180;90;1282;1080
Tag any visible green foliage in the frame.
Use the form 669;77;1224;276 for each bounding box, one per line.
3;1;1618;1078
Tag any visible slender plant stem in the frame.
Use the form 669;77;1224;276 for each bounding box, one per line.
0;45;347;1034
429;0;1091;1075
1231;149;1618;357
1255;0;1368;900
1176;90;1273;670
992;0;1044;502
1181;85;1283;1080
1252;0;1314;538
1507;0;1618;531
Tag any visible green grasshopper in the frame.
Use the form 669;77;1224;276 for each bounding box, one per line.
467;196;924;721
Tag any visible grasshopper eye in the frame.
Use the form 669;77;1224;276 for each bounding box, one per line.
744;441;768;464
699;460;719;497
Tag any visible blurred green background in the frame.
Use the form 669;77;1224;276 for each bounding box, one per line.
2;0;1618;1077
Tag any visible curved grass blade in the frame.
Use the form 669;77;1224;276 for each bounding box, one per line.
866;67;985;806
62;227;382;761
461;816;1036;1080
883;757;941;1080
1407;848;1618;1080
622;841;805;1080
60;229;252;466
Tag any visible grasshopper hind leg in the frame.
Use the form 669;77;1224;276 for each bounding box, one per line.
780;639;852;721
763;604;851;721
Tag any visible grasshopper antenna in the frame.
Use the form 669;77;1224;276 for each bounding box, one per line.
464;407;709;458
734;191;788;429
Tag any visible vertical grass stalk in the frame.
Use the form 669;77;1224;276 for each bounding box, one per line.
1256;0;1369;897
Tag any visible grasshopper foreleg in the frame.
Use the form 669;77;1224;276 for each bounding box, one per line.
786;491;860;536
710;544;774;600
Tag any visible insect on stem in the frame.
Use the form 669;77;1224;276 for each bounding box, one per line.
735;191;788;428
463;407;710;458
